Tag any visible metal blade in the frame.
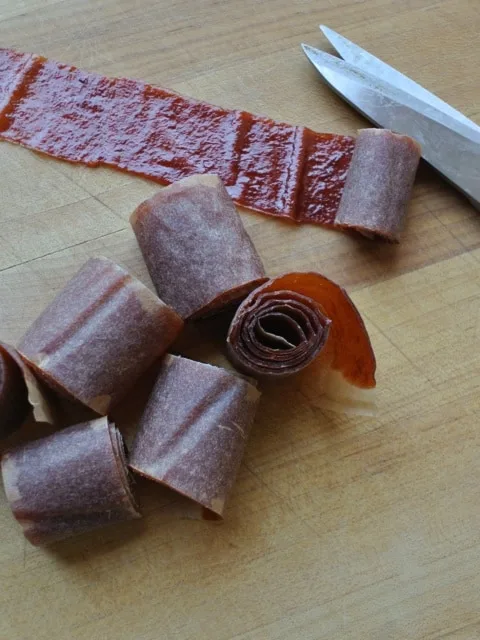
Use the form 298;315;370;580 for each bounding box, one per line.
301;44;480;208
302;45;480;141
319;25;480;134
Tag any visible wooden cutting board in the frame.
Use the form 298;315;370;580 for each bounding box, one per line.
1;1;479;638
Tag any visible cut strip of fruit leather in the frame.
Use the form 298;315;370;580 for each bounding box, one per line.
129;354;260;518
1;416;141;545
0;342;55;438
130;174;268;319
18;257;183;415
227;272;376;414
0;49;39;118
298;131;356;225
0;48;420;236
0;48;354;226
335;129;421;241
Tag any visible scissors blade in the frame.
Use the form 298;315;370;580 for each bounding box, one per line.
301;44;480;208
302;45;479;141
319;25;480;134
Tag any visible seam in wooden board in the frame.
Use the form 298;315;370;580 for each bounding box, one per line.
431;619;480;639
8;145;129;226
0;194;95;223
421;200;477;254
422;539;480;570
46;160;129;224
352;244;468;294
369;290;480;335
0;227;127;274
363;313;439;391
422;202;460;241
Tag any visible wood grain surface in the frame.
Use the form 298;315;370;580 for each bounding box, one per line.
1;1;480;638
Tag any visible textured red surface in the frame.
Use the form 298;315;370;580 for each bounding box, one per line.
0;48;354;226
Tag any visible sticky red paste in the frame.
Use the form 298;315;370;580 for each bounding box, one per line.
0;48;355;225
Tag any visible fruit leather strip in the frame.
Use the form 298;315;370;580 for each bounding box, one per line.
298;131;356;224
228;118;307;219
0;48;354;226
0;344;30;438
227;272;376;414
130;174;268;319
0;49;39;121
335;129;421;241
0;49;419;233
0;54;248;184
129;354;260;518
0;342;55;438
229;122;355;223
18;257;183;415
1;416;141;545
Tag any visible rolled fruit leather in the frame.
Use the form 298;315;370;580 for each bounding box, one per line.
17;257;183;415
227;272;377;414
1;416;141;545
0;342;55;438
129;354;260;518
130;174;268;319
335;129;422;241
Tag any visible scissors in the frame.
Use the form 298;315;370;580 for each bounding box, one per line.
302;26;480;210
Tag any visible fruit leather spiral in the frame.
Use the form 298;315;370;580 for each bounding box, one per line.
227;272;376;414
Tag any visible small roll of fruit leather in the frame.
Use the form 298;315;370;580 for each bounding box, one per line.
0;342;55;438
129;354;260;518
335;129;421;242
227;272;376;414
130;174;268;319
18;257;183;415
1;416;141;545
